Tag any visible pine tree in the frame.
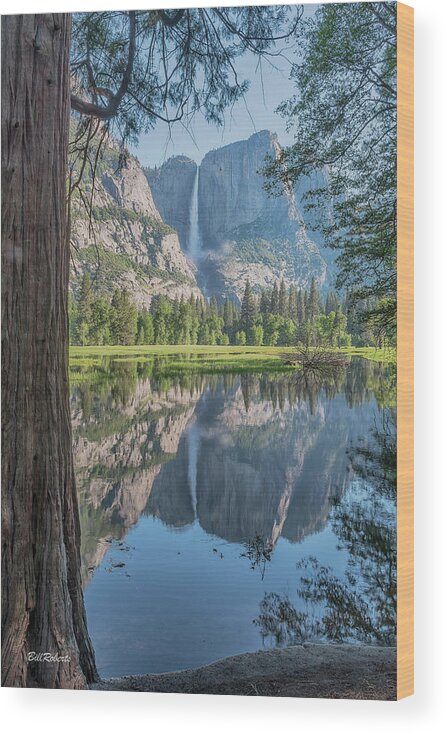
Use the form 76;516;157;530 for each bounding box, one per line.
223;297;235;341
288;285;298;321
110;289;138;345
249;324;264;346
278;278;287;317
90;295;111;345
325;291;339;315
231;301;239;329
209;295;218;317
137;309;154;344
198;322;211;344
270;281;279;314
307;277;321;322
259;290;270;315
77;272;94;342
297;289;305;324
223;297;232;327
68;294;79;345
240;279;256;334
195;296;203;319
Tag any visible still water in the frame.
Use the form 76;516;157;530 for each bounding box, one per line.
71;358;396;678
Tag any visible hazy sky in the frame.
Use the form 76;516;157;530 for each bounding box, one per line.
130;4;319;168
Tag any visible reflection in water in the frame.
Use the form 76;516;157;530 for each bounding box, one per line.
70;358;396;677
240;534;273;580
187;423;200;519
255;408;397;646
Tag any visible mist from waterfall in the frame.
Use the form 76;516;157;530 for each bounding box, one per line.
188;166;202;262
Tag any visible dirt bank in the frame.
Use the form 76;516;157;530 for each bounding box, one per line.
92;643;396;700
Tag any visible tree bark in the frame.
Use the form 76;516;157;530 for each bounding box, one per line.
1;13;98;688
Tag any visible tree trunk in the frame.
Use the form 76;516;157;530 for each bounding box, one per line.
1;13;98;688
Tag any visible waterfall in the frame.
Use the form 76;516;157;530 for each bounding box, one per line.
188;166;201;261
187;423;200;519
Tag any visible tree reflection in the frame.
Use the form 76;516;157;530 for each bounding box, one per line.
240;534;273;580
71;355;396;421
294;363;346;414
254;408;397;646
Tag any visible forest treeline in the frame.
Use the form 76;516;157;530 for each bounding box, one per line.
69;274;384;349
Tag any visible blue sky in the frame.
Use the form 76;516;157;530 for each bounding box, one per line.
130;4;319;168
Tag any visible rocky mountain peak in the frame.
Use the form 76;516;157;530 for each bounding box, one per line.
70;138;202;309
101;154;161;219
196;130;327;300
198;130;282;249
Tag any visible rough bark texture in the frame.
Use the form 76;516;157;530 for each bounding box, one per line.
1;13;98;688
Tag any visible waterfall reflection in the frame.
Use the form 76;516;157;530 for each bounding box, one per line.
71;358;395;588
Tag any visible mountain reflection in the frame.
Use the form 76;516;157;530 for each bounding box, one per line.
71;359;395;585
254;407;397;646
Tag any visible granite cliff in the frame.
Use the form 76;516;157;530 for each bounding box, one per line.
145;156;197;253
70;139;202;308
145;131;329;302
70;130;334;309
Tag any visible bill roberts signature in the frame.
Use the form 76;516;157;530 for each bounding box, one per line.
28;651;71;663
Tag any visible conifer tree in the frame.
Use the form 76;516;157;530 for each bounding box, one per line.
90;295;111;345
240;279;256;335
288;285;298;321
307;277;321;322
297;289;305;324
137;309;154;344
260;290;270;315
77;272;94;342
325;291;339;315
270;281;279;315
110;289;138;345
278;278;287;317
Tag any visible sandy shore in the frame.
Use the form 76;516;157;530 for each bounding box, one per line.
92;643;396;700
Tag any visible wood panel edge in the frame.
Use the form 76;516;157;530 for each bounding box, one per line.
396;0;414;701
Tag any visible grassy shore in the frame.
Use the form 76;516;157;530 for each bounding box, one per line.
69;344;396;375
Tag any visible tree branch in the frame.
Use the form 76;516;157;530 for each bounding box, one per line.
71;11;136;120
157;9;185;28
368;3;396;36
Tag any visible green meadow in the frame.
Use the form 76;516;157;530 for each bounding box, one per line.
69;344;396;378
